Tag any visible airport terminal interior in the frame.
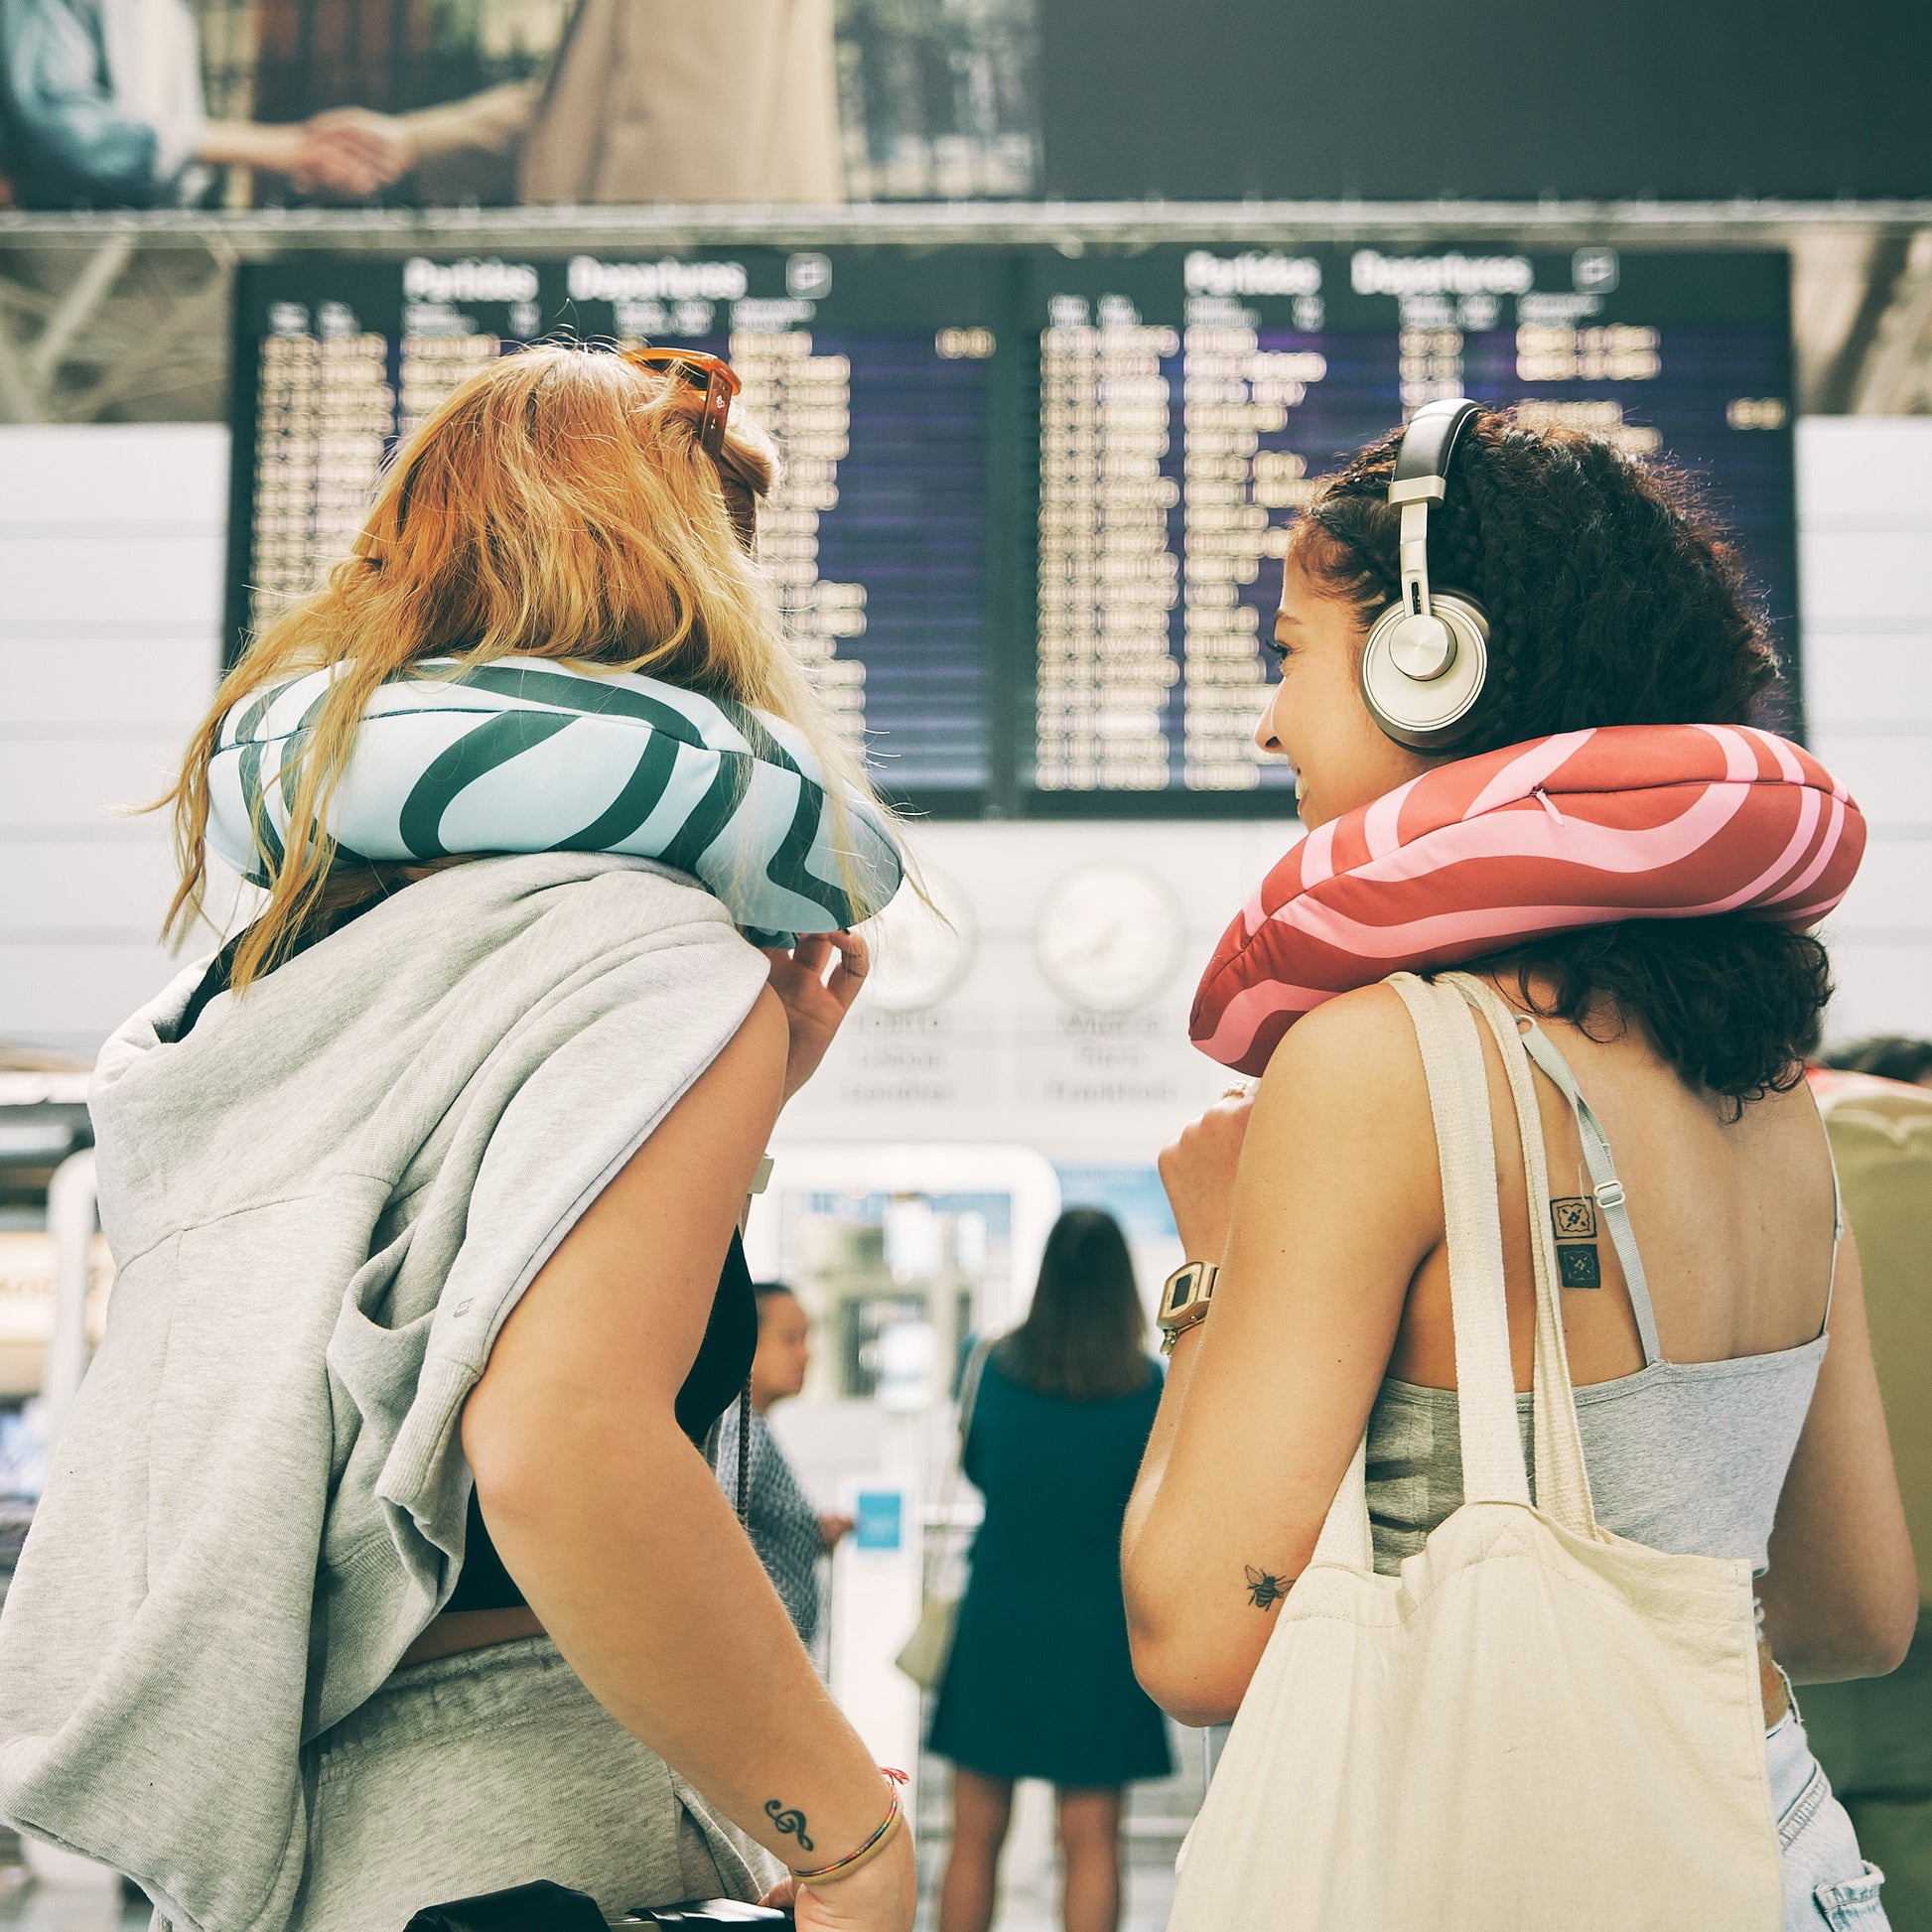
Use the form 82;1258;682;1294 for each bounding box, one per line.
2;3;1930;1929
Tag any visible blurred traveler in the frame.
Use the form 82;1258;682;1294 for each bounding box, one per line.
1126;413;1915;1929
0;0;391;207
1799;1051;1932;1928
716;1282;855;1645
0;346;912;1932
1821;1035;1932;1087
305;0;844;206
931;1208;1171;1932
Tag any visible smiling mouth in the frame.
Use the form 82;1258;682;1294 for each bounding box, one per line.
1293;770;1309;806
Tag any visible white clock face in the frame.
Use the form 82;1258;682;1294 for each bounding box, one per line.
1035;862;1185;1013
859;872;976;1012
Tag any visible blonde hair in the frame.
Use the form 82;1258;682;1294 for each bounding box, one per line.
164;344;883;991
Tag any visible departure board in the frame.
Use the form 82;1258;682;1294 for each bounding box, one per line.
226;242;1795;817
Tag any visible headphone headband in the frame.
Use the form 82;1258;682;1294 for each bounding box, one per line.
1389;397;1482;504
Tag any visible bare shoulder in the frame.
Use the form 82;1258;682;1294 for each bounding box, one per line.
1233;983;1442;1272
1255;981;1427;1117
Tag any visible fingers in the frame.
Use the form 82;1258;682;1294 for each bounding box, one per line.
823;928;870;1008
291;112;415;197
289;144;384;197
791;933;835;979
760;930;865;999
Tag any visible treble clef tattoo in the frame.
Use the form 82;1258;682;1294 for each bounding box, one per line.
764;1799;813;1853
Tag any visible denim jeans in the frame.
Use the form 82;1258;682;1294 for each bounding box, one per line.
1799;1617;1932;1932
1769;1696;1889;1930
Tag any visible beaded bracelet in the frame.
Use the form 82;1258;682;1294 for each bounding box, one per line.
791;1769;909;1887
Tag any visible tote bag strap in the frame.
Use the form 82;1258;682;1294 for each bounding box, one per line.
1445;974;1598;1537
921;1337;993;1593
1312;973;1531;1569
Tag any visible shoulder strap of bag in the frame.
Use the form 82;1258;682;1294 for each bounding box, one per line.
921;1337;994;1591
956;1335;993;1445
1312;973;1532;1569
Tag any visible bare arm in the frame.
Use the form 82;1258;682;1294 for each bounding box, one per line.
1757;1226;1917;1682
398;81;539;160
196;122;305;170
1122;988;1439;1725
463;986;912;1929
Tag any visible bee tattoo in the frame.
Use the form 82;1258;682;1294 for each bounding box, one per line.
1244;1566;1288;1611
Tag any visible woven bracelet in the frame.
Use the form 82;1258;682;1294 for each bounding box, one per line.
792;1770;909;1886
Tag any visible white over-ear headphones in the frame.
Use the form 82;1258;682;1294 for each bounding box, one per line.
1358;397;1491;750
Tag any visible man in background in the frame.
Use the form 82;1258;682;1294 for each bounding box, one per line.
1803;1038;1932;1928
715;1282;853;1650
0;0;385;206
311;0;844;205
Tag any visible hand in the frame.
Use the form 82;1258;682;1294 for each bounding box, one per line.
760;1822;916;1932
292;107;416;196
761;930;869;1101
1158;1086;1256;1262
818;1511;856;1550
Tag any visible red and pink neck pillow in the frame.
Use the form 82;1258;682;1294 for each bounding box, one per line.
1190;724;1865;1077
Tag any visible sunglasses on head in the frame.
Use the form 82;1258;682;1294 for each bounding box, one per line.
620;344;742;456
619;344;758;552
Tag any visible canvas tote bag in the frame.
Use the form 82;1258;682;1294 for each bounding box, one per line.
1167;971;1783;1932
895;1338;992;1690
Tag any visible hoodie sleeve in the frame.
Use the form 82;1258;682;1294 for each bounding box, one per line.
370;899;771;1577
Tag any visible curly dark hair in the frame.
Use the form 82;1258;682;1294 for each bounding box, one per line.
1298;410;1830;1113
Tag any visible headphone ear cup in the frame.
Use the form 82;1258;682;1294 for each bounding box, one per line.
1358;593;1491;750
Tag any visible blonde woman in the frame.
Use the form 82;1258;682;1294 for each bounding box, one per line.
0;346;915;1932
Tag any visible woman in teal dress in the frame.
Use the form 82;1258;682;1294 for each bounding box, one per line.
930;1208;1172;1932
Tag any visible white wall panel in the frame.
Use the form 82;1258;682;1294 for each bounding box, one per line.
0;941;191;1038
0;424;227;1059
0;425;228;523
1796;418;1932;520
1802;632;1932;725
0;635;220;728
0;535;225;628
1817;941;1932;1045
1799;418;1932;1049
1800;530;1932;623
0;738;185;828
0;836;182;935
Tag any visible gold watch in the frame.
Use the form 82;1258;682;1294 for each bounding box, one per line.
1157;1262;1219;1354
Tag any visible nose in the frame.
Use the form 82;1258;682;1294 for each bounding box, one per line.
1254;695;1283;756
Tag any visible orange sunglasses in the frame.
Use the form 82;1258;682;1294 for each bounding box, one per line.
621;344;741;456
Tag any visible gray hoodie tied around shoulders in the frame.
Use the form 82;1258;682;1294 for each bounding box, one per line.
0;853;770;1932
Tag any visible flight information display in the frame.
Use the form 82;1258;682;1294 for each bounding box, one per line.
226;242;1795;817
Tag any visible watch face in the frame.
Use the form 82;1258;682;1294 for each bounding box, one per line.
859;870;976;1012
1034;861;1185;1013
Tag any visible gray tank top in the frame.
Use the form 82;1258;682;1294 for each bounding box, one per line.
1366;1020;1837;1581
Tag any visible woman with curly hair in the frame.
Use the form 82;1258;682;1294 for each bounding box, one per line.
1124;410;1916;1928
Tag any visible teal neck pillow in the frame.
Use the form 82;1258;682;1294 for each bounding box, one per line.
207;655;904;947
